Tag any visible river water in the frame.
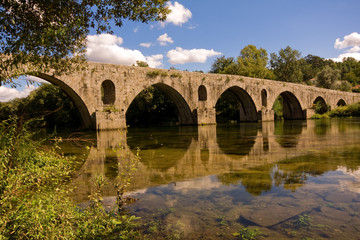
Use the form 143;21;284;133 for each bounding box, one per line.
67;119;360;239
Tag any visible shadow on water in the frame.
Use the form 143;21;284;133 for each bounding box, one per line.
274;120;305;148
127;126;197;171
216;122;260;157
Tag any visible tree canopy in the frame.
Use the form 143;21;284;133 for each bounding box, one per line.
237;45;273;79
0;0;170;85
270;46;303;83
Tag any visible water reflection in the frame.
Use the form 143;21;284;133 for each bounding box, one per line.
127;126;197;171
67;119;360;239
216;123;259;157
274;120;305;148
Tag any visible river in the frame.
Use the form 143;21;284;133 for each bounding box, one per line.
65;119;360;239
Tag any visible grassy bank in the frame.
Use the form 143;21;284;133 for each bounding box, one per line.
311;102;360;119
0;117;140;239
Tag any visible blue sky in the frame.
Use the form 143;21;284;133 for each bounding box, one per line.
1;0;360;101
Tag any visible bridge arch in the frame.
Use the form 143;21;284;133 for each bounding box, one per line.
313;96;328;114
36;73;93;129
337;99;346;106
125;83;196;125
216;86;258;123
273;91;304;120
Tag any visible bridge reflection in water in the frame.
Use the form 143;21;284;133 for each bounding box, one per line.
71;119;360;201
69;119;360;239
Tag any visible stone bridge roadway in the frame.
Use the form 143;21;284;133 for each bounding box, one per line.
37;62;360;130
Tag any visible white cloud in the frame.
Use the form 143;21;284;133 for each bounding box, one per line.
157;33;174;46
163;1;192;26
334;32;360;49
332;32;360;62
140;42;153;48
145;54;163;68
0;85;37;102
331;52;360;62
347;46;360;53
167;47;222;65
86;34;163;68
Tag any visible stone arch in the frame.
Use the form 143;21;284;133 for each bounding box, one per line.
36;73;93;129
274;91;304;120
313;96;328;114
337;99;346;106
101;80;115;105
261;89;267;107
216;86;258;122
198;85;207;101
126;83;196;125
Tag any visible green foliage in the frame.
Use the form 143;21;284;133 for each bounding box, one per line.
215;216;228;226
215;90;241;123
136;61;149;67
0;84;81;129
237;45;274;79
126;86;178;126
233;227;261;240
294;214;312;229
328;103;360;118
316;65;341;89
270;46;303;83
272;96;284;120
209;56;235;74
337;57;360;85
0;117;141;239
0;1;170;85
336;80;352;92
210;46;274;79
146;70;161;78
311;102;360;118
313;101;329;114
170;72;182;78
299;54;335;83
210;46;360;89
103;105;120;113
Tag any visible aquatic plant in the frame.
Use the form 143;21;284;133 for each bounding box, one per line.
233;227;261;240
294;214;312;228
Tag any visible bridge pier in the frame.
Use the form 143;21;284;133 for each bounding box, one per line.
304;108;316;119
95;111;127;130
196;102;217;125
260;108;275;121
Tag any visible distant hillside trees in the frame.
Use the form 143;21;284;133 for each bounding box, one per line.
210;44;360;92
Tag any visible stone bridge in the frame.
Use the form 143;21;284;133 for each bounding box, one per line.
37;62;360;130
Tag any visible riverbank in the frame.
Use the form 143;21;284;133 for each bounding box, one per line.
311;101;360;119
0;117;140;239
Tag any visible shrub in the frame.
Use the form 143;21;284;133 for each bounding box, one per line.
0;116;140;239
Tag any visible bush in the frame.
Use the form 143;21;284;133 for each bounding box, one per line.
0;116;140;239
312;102;360;119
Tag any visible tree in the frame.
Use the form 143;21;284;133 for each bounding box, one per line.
209;56;235;74
270;46;303;83
237;45;273;79
0;84;81;129
0;0;170;85
299;54;333;83
316;65;341;89
337;57;360;86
